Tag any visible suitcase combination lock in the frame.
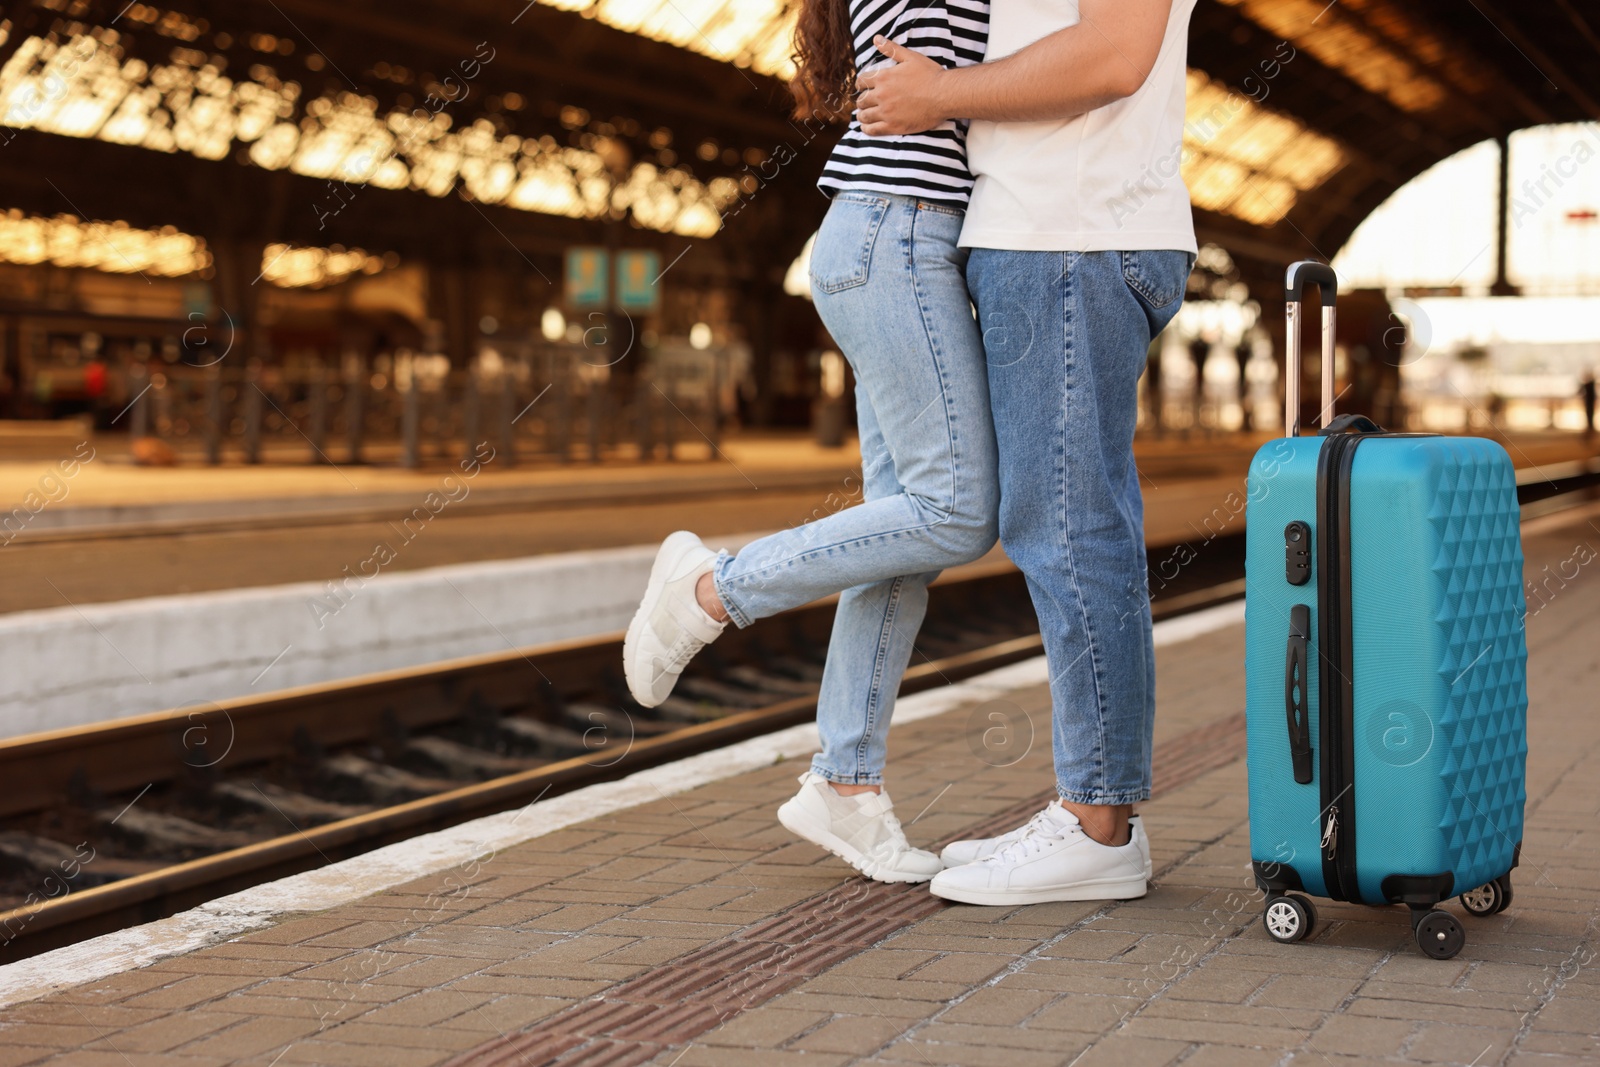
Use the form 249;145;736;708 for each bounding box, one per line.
1284;521;1312;585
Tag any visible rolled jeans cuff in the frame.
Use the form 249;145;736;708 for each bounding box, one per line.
1056;784;1150;806
808;757;885;787
711;551;755;629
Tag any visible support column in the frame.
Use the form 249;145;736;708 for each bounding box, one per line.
1491;134;1520;297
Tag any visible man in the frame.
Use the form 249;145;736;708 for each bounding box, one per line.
857;0;1198;904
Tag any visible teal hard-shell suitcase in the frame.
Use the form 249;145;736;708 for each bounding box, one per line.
1244;263;1529;959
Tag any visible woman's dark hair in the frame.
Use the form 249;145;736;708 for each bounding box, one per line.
791;0;855;121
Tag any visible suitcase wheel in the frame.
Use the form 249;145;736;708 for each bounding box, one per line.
1413;909;1466;960
1459;881;1504;917
1494;874;1514;913
1263;894;1316;944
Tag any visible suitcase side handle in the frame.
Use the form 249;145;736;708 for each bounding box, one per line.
1285;603;1314;785
1284;260;1338;437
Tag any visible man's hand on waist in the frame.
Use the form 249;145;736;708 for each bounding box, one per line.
856;37;950;137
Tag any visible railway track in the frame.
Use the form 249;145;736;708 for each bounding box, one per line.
0;460;1594;962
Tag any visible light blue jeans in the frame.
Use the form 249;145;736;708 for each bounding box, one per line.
967;248;1193;805
713;192;998;785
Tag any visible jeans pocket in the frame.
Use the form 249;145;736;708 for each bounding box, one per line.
1120;249;1195;310
810;194;891;295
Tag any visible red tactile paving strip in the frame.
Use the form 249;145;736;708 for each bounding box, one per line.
446;711;1247;1067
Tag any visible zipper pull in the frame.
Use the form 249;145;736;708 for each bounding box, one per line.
1321;807;1339;860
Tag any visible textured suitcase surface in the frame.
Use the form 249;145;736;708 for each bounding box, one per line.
1245;433;1529;905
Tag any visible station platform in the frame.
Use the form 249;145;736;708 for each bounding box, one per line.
1;428;1594;616
0;501;1594;1066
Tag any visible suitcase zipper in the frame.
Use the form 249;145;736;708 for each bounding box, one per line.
1315;433;1363;903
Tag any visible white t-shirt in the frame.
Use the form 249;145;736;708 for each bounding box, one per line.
959;0;1199;253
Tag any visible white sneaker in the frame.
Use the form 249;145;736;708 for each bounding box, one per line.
929;801;1147;905
624;531;727;708
777;772;944;884
943;813;1152;880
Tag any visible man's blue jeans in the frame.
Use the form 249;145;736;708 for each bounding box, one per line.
967;248;1193;805
713;193;999;785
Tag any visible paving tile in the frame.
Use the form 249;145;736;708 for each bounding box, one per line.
314;1020;487;1052
1250;974;1361;1011
0;1024;105;1050
695;1007;829;1049
430;992;570;1033
361;955;491;988
665;1048;851;1067
446;975;608;998
873;1038;1070;1067
1405;1023;1515;1064
344;989;492;1028
828;949;944;980
441;900;565;928
1518;1029;1600;1057
1160;965;1267;1004
1299;1014;1415;1058
903;952;1013;984
916;1020;1087;1052
1024;995;1143;1034
789;1014;908;1055
173;1014;326;1058
520;904;629;932
230;917;365;947
36;1052;235;1067
0;1003;163;1029
939;987;1056;1027
120;976;263;1011
270;1040;451;1066
291;950;431;984
88;1011;247;1053
777;991;941;1022
1037;930;1144;961
1147;997;1323;1032
0;1046;55;1067
1176;1047;1284;1067
1528;996;1600;1034
593;937;717;966
1058;1034;1188;1067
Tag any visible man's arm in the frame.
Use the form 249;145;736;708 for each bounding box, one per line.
855;0;1175;136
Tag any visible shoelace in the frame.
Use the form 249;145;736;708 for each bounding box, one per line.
985;813;1079;865
660;631;704;672
978;809;1055;858
866;806;921;859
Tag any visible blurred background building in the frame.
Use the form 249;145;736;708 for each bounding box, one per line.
0;0;1595;461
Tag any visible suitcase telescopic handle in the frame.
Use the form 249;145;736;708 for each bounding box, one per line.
1284;261;1338;438
1285;604;1314;785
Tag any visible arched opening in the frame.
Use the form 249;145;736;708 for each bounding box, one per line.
1333;123;1600;433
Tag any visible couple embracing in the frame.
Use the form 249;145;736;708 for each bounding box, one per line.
625;0;1198;906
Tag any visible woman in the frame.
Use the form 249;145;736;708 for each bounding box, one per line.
623;0;993;884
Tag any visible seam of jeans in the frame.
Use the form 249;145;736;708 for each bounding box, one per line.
719;516;958;590
857;574;905;778
907;202;963;537
1054;252;1112;802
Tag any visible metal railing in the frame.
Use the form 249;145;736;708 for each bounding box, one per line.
120;342;734;467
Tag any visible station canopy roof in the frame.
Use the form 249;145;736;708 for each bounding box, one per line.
0;0;1595;284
